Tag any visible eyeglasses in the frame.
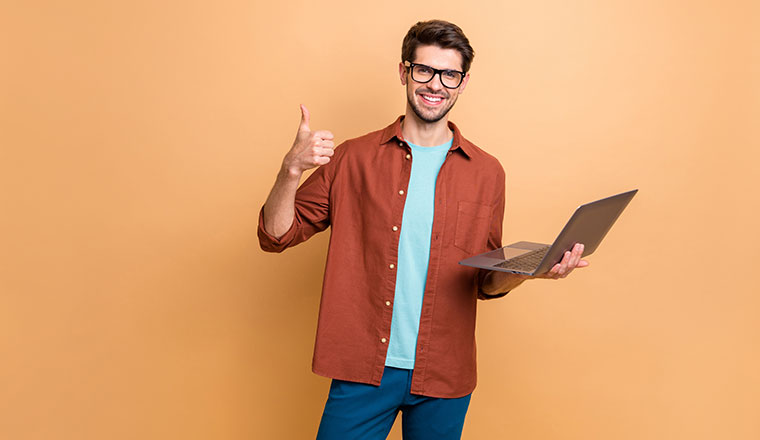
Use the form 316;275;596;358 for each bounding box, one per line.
404;62;465;89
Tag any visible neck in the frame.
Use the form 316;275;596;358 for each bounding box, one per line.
401;108;453;147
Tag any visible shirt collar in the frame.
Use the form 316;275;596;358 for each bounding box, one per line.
380;116;473;159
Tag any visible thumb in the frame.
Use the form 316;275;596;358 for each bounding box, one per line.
298;104;311;132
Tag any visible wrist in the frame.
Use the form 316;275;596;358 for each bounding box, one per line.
279;161;303;180
482;271;527;295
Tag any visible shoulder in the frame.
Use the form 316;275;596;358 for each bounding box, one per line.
330;124;395;165
339;126;386;150
449;119;505;178
338;117;402;152
317;125;389;180
341;123;391;148
459;133;506;178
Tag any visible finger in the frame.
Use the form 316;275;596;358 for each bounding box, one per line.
318;139;335;149
543;263;561;279
571;243;585;269
299;104;311;132
562;244;587;278
313;130;334;141
568;243;582;268
316;146;335;157
577;260;590;268
314;156;331;166
574;243;585;262
561;244;580;273
557;251;571;276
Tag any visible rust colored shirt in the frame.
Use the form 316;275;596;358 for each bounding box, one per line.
258;116;507;398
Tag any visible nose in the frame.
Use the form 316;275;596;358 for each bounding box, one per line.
427;72;445;91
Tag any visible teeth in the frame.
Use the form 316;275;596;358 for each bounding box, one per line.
422;95;442;103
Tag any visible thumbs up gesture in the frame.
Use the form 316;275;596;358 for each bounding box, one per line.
283;105;335;176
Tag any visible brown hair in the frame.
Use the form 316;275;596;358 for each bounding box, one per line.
401;20;475;73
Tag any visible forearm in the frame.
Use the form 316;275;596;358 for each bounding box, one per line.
262;166;303;239
480;270;528;296
480;243;591;295
261;104;335;240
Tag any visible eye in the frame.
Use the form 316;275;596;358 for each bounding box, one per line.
442;71;459;81
416;65;433;75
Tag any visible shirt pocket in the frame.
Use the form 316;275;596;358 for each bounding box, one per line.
454;201;492;254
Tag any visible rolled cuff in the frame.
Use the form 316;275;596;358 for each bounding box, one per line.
257;206;297;253
476;269;510;300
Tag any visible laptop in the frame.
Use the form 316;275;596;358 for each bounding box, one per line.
458;189;637;275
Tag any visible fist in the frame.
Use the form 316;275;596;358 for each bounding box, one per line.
283;104;335;175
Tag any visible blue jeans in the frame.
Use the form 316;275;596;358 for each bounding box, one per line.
316;367;471;440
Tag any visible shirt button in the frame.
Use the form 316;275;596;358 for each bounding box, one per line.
381;337;387;343
405;153;411;160
392;226;398;232
385;300;391;306
398;141;403;147
389;263;395;269
398;190;404;195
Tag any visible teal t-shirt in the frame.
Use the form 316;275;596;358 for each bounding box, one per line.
385;139;452;369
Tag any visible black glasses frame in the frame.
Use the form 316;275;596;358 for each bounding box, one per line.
404;62;466;89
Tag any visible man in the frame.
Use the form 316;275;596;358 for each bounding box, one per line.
258;20;587;440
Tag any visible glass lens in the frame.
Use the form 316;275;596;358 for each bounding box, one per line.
412;64;434;82
411;64;462;88
440;71;462;88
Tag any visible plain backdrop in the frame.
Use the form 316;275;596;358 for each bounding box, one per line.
1;0;759;439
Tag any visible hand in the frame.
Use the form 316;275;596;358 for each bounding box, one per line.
480;243;589;296
534;243;589;280
282;105;335;176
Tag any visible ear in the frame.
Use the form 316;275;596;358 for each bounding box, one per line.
399;62;408;86
457;72;470;94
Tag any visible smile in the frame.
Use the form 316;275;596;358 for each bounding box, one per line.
420;94;445;105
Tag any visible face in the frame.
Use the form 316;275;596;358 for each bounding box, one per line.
399;45;470;124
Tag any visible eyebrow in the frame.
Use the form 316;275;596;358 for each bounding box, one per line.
409;62;464;72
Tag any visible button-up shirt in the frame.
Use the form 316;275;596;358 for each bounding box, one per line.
258;116;507;398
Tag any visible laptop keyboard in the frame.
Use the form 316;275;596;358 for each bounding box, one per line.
494;247;550;272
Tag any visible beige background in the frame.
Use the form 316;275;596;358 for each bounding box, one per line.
2;0;759;439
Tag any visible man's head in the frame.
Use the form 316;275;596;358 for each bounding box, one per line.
399;20;474;124
401;20;474;74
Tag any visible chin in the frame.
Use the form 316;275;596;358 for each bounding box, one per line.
413;106;451;124
407;92;456;124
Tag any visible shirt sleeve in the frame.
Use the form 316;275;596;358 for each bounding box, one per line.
477;165;508;300
257;146;341;253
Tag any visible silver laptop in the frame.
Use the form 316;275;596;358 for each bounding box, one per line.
459;189;637;275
